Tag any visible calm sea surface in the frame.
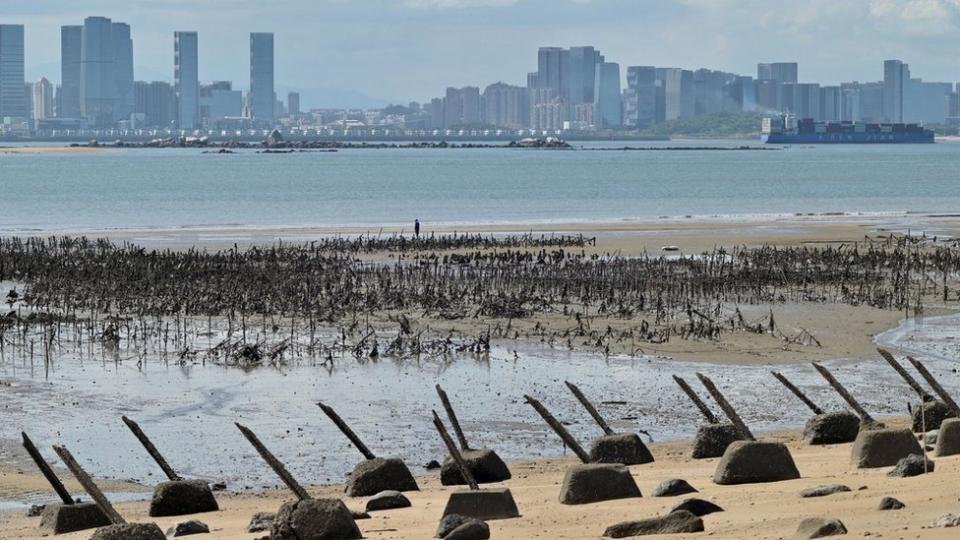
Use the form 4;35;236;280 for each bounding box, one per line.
2;140;959;234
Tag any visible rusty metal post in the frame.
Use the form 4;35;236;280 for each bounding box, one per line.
52;445;125;525
235;423;311;501
811;363;877;424
564;381;615;435
771;371;824;415
121;416;181;481
436;385;471;451
672;375;720;424
432;411;479;490
695;373;755;441
22;433;74;505
317;402;376;460
523;395;590;463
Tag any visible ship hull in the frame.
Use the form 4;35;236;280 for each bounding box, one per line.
762;132;934;144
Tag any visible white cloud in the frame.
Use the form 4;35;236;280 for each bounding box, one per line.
868;0;960;35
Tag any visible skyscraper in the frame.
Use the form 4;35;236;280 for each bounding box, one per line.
623;66;657;129
657;68;694;121
134;80;175;128
33;77;53;120
482;82;528;129
883;59;908;123
249;32;274;124
60;26;83;118
757;62;798;84
112;22;134;122
756;62;798;112
593;62;621;128
80;17;117;127
287;91;300;116
174;31;198;129
0;24;27;120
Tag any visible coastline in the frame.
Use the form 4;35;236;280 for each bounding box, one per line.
4;418;960;539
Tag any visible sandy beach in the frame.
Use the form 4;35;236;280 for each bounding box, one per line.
3;419;960;539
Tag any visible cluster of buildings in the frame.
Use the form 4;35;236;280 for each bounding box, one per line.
2;22;960;135
0;20;297;133
414;52;960;132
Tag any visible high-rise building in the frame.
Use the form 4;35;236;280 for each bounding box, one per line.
200;81;242;126
174;31;199;129
428;97;444;130
859;82;884;122
882;59;908;123
134;80;175;128
657;68;694;121
623;66;657;129
482;82;528;128
460;86;481;125
80;16;118;128
287;91;300;116
249;32;274;124
32;77;54;120
536;47;566;95
60;26;83;118
820;86;841;122
443;87;461;128
904;78;952;124
757;62;798;84
593;62;621;128
565;46;602;113
793;83;821;119
111;22;134;122
0;24;27;120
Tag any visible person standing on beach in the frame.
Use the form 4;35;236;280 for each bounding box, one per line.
415;219;421;237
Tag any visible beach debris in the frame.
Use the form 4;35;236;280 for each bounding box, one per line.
850;428;923;469
877;349;955;431
433;410;520;520
695;373;754;440
812;363;882;428
651;479;698;497
602;510;704;538
271;498;363;540
887;454;934;477
38;503;111;535
669;498;724;517
443;520;491;540
26;432;112;534
799;484;851;498
523;395;591;463
21;432;75;505
934;418;960;456
878;496;905;510
691;423;744;459
51;445;125;525
26;504;45;517
713;441;801;485
772;371;825;415
89;523;166;540
148;480;219;518
437;515;486;538
247;512;275;533
565;381;654;465
165;519;209;537
905;356;960;416
121;416;182;481
794;517;848;538
923;429;940;446
802;411;860;445
436;385;511;485
672;375;720;425
351;510;370;520
234;422;362;540
317;402;419;496
930;513;960;528
365;490;411;512
559;463;642;505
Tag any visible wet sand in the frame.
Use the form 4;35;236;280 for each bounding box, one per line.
3;419;960;539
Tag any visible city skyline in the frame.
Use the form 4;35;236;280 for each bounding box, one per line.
4;0;960;108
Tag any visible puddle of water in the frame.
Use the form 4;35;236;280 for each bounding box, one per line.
1;313;958;504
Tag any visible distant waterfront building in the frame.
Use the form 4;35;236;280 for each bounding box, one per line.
819;85;841;122
482;82;528;129
32;77;54;120
859;82;885;122
174;31;199;129
904;78;952;124
134;80;175;128
534;46;603;117
287;91;300;116
249;32;275;124
593;62;621;128
60;25;83;118
0;24;27;121
427;97;444;129
756;62;797;112
80;17;118;128
112;22;134;122
200;81;242;126
793;83;821;119
657;68;694;121
882;59;908;123
623;66;657;129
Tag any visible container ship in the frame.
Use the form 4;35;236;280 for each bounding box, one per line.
761;115;934;144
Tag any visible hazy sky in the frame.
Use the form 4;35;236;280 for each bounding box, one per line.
8;0;960;108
